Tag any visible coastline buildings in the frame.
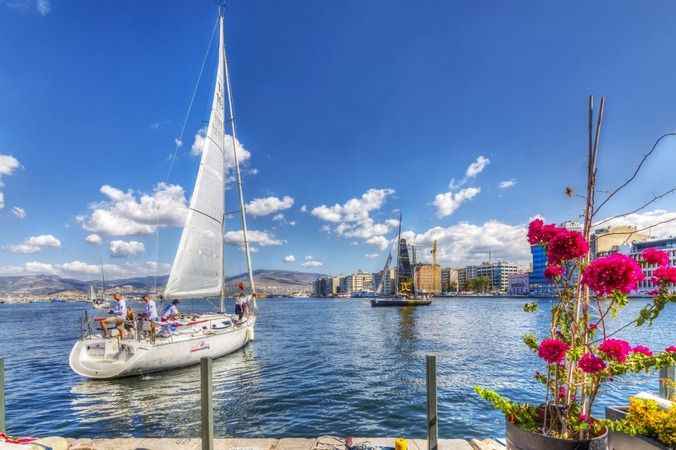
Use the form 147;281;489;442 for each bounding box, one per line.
508;272;529;296
457;261;518;293
340;271;374;295
441;267;458;293
630;237;676;294
591;225;648;258
414;263;441;295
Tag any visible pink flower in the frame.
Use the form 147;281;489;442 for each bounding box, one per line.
632;345;653;357
666;346;676;353
544;264;564;279
599;338;632;363
547;229;589;264
578;353;606;373
582;254;645;296
527;220;562;245
588;323;598;331
538;338;570;364
654;266;676;284
641;248;670;267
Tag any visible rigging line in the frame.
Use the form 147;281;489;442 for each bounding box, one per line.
188;207;223;225
153;16;219;296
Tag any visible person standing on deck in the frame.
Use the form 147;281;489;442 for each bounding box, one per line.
101;293;127;338
141;294;159;337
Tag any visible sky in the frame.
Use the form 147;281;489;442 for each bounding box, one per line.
1;0;676;280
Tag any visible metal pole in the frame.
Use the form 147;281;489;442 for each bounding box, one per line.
201;357;214;450
0;359;5;433
426;355;438;450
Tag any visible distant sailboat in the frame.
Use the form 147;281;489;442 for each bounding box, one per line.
70;9;256;379
371;214;431;307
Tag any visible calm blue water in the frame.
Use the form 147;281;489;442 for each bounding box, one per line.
0;297;673;439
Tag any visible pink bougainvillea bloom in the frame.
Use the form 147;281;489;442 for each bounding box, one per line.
599;338;632;363
527;219;544;245
578;353;607;373
588;323;598;331
547;229;589;264
654;266;676;284
544;264;564;279
666;345;676;353
641;248;670;267
582;253;645;296
538;338;570;364
632;345;653;357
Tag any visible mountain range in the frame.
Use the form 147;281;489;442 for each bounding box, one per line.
0;270;324;295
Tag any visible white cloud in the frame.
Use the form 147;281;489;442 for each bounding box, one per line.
433;187;480;218
273;213;284;221
403;220;531;267
37;0;50;15
0;154;20;210
223;229;283;247
109;240;145;257
174;138;183;148
311;188;398;249
6;234;61;254
190;127;251;170
249;168;259;176
78;182;188;236
366;236;390;251
11;206;26;219
595;209;676;239
85;234;102;245
283;254;296;263
365;253;379;260
300;205;307;213
8;260;171;280
466;155;490;178
499;179;516;189
301;256;323;268
246;195;294;217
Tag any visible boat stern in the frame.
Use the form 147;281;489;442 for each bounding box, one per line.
69;337;138;379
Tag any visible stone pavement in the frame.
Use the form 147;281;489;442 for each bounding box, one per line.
64;437;505;450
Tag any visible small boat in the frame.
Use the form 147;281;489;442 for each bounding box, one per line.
70;8;257;379
371;213;432;307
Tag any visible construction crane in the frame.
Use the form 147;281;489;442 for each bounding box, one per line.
431;240;440;294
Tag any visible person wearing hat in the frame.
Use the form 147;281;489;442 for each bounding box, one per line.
101;293;127;338
161;299;180;321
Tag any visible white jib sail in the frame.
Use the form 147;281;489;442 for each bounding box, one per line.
164;21;226;299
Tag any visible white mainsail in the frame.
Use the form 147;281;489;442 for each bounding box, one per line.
164;20;227;299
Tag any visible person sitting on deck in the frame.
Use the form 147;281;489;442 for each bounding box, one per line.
101;293;127;338
161;299;180;321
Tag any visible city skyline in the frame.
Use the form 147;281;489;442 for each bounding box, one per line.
2;1;676;280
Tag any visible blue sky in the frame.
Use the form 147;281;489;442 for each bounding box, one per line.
1;0;676;279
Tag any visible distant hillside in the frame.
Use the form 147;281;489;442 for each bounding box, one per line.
0;270;324;295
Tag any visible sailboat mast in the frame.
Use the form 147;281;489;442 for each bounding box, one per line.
221;13;256;296
395;212;402;296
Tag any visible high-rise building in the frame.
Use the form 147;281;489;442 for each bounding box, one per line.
414;263;441;295
341;271;375;294
441;267;458;292
476;261;518;293
312;276;341;297
529;244;556;296
458;265;479;291
591;225;648;258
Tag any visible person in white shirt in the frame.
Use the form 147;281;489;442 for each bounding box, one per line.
161;299;180;321
142;295;159;321
101;293;127;338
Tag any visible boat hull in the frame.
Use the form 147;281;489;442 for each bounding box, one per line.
69;315;255;379
370;299;432;307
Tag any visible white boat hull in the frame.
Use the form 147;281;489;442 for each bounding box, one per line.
69;314;255;379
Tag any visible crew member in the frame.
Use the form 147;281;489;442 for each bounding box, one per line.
101;293;127;338
161;299;180;321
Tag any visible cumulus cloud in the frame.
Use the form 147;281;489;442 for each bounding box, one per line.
246;196;294;217
109;240;145;257
85;234;102;245
300;205;307;213
11;206;26;219
283;254;296;263
223;229;283;247
366;235;390;251
595;209;676;239
499;179;516;189
37;0;50;15
311;188;399;249
4;260;171;280
402;220;531;267
6;234;61;254
365;253;380;260
466;156;490;178
0;154;20;209
433;187;480;218
78;182;188;236
301;256;323;268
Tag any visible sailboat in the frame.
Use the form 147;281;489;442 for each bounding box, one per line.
371;214;432;307
69;10;256;379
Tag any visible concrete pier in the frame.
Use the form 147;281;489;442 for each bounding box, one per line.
64;437;504;450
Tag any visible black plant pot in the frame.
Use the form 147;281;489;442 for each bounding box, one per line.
506;419;608;450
